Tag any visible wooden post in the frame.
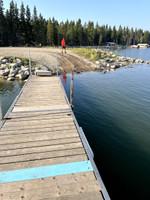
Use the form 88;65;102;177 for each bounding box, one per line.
29;50;31;75
56;51;58;76
70;72;74;108
0;99;2;120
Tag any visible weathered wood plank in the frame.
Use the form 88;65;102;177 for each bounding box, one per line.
0;136;80;151
0;126;77;137
2;118;74;130
0;148;85;165
41;192;103;200
1;122;75;134
0;130;78;144
0;180;101;200
0;172;95;192
0;154;88;171
0;142;83;157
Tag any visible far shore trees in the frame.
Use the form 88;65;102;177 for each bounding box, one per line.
1;0;150;47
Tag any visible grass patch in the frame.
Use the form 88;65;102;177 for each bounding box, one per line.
71;47;117;62
71;47;102;61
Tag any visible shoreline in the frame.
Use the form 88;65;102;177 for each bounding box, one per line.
0;47;150;81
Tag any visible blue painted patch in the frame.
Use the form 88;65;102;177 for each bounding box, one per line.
0;161;93;184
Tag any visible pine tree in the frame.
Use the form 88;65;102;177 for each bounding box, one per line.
94;23;100;45
14;3;19;45
107;26;112;42
0;0;4;46
25;5;32;45
47;18;53;46
32;6;39;45
111;26;117;43
117;25;123;44
9;0;16;45
19;2;26;45
76;19;83;46
52;17;58;46
87;21;94;45
143;31;150;44
38;13;47;45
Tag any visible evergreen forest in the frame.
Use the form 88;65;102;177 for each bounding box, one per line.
0;0;150;47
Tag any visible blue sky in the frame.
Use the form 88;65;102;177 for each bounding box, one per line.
3;0;150;31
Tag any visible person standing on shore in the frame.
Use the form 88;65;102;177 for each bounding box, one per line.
61;38;66;53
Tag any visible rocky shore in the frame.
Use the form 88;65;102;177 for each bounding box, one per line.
0;57;30;81
0;56;56;81
93;51;150;71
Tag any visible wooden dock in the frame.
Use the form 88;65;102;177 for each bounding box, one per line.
0;76;110;200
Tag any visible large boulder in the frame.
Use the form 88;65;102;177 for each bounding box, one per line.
0;69;10;76
10;62;22;69
7;77;15;81
21;65;29;71
1;59;9;64
3;69;10;76
15;72;28;80
0;64;7;69
9;69;18;77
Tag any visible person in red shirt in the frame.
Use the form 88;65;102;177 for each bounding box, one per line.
61;38;66;53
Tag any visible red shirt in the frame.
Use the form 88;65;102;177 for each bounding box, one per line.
61;39;65;46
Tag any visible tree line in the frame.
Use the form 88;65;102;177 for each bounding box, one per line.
1;0;150;47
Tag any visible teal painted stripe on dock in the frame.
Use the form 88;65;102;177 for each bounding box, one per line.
0;161;93;184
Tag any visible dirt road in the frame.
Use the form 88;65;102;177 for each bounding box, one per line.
0;47;95;74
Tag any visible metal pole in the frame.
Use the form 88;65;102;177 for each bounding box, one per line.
56;51;58;76
70;72;74;108
0;99;2;120
29;50;31;75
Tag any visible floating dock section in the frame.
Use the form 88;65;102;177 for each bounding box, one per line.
0;76;110;200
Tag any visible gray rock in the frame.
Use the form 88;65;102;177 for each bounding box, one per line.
21;66;29;71
7;77;15;81
3;69;10;76
10;62;22;69
24;70;30;76
9;69;18;77
15;72;28;80
110;65;116;69
1;59;9;64
135;59;144;63
0;64;7;69
146;61;150;64
95;61;100;65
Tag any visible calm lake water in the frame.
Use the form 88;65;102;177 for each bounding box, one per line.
0;79;24;117
61;49;150;200
1;48;150;199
